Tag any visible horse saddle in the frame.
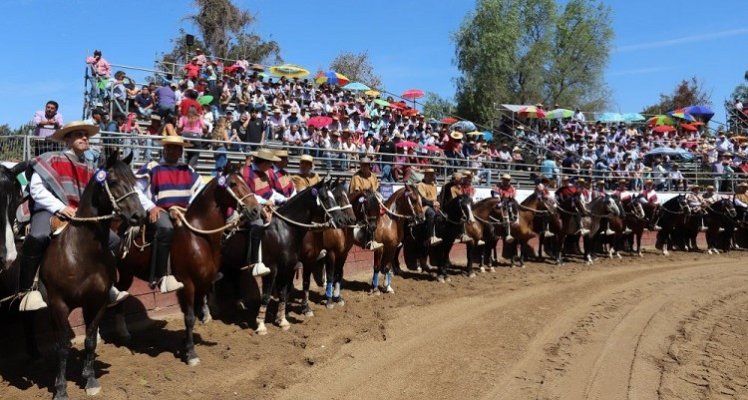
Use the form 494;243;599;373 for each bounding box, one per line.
50;215;69;236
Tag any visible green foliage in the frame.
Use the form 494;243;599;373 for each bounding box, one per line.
641;77;712;115
421;92;456;119
329;51;383;90
454;0;613;126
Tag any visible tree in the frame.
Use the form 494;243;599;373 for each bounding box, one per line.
421;92;456;119
641;77;712;115
329;51;383;90
453;0;613;126
187;0;254;57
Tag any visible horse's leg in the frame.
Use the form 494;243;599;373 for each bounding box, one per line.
81;302;107;396
371;249;382;294
333;257;345;306
636;231;643;257
276;276;291;330
255;271;275;335
49;300;71;400
584;236;593;265
21;312;41;360
466;243;475;277
177;282;200;366
301;261;315;315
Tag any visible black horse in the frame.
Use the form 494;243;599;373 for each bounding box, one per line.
655;194;690;255
704;198;737;253
0;162;28;269
429;194;473;282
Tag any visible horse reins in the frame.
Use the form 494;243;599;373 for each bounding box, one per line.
65;178;138;222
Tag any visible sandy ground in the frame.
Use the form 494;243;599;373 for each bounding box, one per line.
2;250;748;400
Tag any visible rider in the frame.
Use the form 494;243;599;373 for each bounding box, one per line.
290;154;321;191
592;180;607;200
242;148;287;277
416;168;442;246
613;179;632;202
17;121;128;311
555;176;589;235
348;156;383;250
456;171;476;243
494;173;518;223
135;135;203;293
271;149;296;198
577;178;591;204
686;184;707;231
702;185;722;205
639;179;659;205
735;182;748;208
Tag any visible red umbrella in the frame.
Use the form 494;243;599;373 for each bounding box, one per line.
424;145;442;152
680;123;697;132
390;101;408;110
306;116;333;129
652;125;676;133
401;89;424;100
690;121;705;126
440;117;458;125
402;109;419;117
395;140;418;149
518;106;546;119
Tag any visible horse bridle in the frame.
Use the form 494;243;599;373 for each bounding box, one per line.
67;173;138;222
222;172;258;218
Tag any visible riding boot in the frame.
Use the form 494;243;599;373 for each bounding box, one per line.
18;252;46;312
155;239;182;294
604;219;615;236
245;226;271;277
426;215;441;246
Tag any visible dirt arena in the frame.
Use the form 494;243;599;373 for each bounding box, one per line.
2;250;747;400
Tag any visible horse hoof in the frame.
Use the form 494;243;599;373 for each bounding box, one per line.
255;323;268;336
468;272;476;278
416;267;422;273
326;301;335;310
638;252;644;258
200;315;212;325
437;276;445;283
85;386;101;396
663;250;670;256
385;286;395;294
335;298;345;307
53;393;70;400
305;310;315;317
479;266;486;273
187;357;201;367
616;253;622;259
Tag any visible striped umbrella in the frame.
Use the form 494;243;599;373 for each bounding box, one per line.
544;108;574;119
668;110;696;122
647;115;676;126
315;71;349;86
268;64;309;78
518;106;546;119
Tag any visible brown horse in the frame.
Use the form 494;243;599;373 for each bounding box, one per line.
470;197;505;272
371;185;425;293
115;163;260;366
621;197;649;257
514;193;563;265
41;152;145;399
300;178;357;316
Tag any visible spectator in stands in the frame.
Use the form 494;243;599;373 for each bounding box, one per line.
111;71;128;114
246;108;265;150
735;97;743;113
669;163;686;191
154;82;176;118
161;114;177;136
177;106;205;167
184;57;201;81
230;112;249;151
86;50;111;78
32;100;64;155
193;48;208;67
340;131;357;170
180;89;201;117
211;116;229;174
283;124;303;148
268;108;286;141
378;132;396;182
134;86;154;118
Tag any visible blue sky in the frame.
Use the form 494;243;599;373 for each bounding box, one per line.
2;0;747;128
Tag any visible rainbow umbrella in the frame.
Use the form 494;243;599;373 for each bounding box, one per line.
315;71;349;86
544;108;574;119
647;115;675;126
518;106;546;119
668;110;696;122
269;64;309;78
681;105;714;121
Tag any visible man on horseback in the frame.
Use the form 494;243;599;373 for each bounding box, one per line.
614;179;632;202
639;180;659;205
686;185;707;231
291;154;321;191
272;150;296;198
416;168;442;246
734;182;748;208
555;176;589;235
242;148;286;277
349;156;383;250
456;171;476;242
493;173;518;225
18;121;128;311
592;180;607;200
135;135;203;293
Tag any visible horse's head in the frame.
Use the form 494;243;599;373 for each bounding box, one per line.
721;198;737;218
676;194;690;216
350;188;381;232
98;151;146;227
331;177;356;226
311;178;349;229
447;194;474;223
603;195;621;217
215;162;261;221
0;161;28;267
400;183;426;224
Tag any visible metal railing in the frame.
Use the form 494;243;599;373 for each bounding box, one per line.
3;132;746;193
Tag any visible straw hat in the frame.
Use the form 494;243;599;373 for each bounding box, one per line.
274;149;289;158
577;178;586;184
450;131;464;140
359;156;373;164
501;174;511;180
423;168;435;174
251;148;281;162
300;154;314;163
690;184;700;190
49;121;99;142
158;135;193;147
452;172;463;180
706;185;715;191
738;182;748;188
596;180;606;186
644;179;653;185
462;170;473;177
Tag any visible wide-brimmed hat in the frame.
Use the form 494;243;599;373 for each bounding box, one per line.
251;148;281;162
501;174;512;180
706;185;715;190
618;179;628;185
577;178;586;183
274;149;289;158
158;135;193;147
738;182;748;188
359;156;373;164
450;131;464;140
49;121;99;142
690;184;700;190
300;154;314;163
423;168;435;174
644;179;653;185
462;170;473;177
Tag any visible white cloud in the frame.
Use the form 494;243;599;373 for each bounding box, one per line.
615;28;748;53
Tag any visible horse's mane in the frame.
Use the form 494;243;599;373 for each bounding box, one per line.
384;187;407;208
473;196;499;211
278;183;318;213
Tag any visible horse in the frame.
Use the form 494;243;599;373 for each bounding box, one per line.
222;178;350;335
733;203;748;249
470;197;507;270
559;194;619;265
621;197;649;257
429;194;473;281
704;197;737;254
40;152;145;399
0;162;28;268
655;194;690;256
299;178;357;316
527;195;564;265
115;163;260;366
371;185;425;293
556;192;589;261
599;196;627;259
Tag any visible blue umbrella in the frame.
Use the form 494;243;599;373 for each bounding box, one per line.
450;120;477;133
682;105;714;121
483;131;494;141
621;112;646;122
343;82;370;91
597;112;624;123
645;147;694;160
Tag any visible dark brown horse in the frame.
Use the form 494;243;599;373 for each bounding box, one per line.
371;185;425;293
525;194;564;264
430;194;473;282
704;197;737;254
0;162;28;269
471;197;505;272
621;197;652;257
300;179;357;316
41;152;145;399
116;163;260;366
655;194;690;256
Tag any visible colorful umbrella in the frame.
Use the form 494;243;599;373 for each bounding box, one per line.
466;131;483;136
343;82;370;91
269;64;309;78
621;112;646;122
544;108;574;120
647;115;675;126
395;140;418;149
364;89;380;97
390;101;408;110
681;105;714;120
668;110;696;122
306;116;333;129
597;112;624;123
315;71;349;86
373;99;390;107
680;123;697;132
402;109;419;117
401;89;424;100
197;95;213;106
483;131;494;141
652;125;676;133
518;106;546;119
441;117;458;125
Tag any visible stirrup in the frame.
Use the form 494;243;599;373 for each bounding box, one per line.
459;234;473;243
543;231;555;238
623;228;632;234
366;241;383;250
653;225;662;231
477;240;485;246
250;263;271;277
316;249;327;261
577;228;590;235
505;235;515;243
18;290;47;312
108;286;130;307
159;275;184;293
604;229;615;236
700;225;707;232
429;236;442;246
